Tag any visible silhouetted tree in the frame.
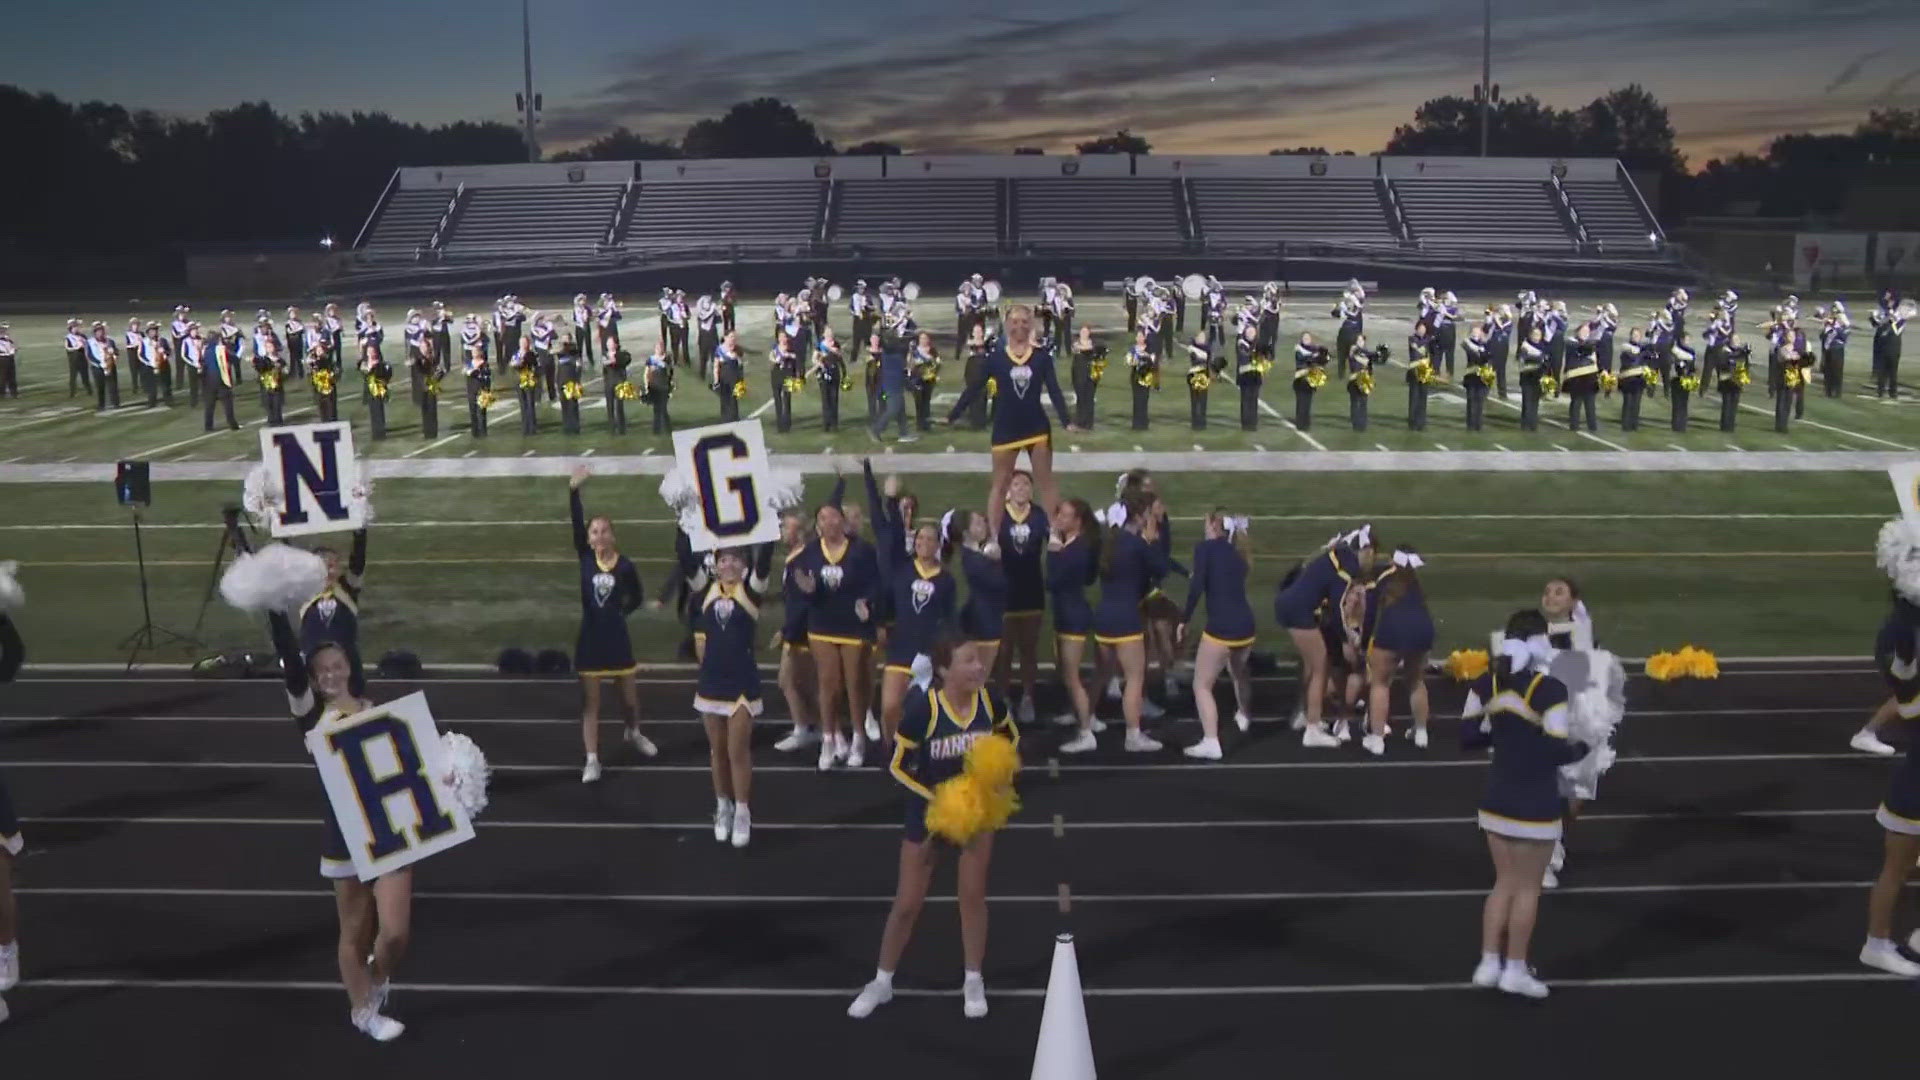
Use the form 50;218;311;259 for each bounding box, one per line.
843;140;902;156
550;127;681;162
682;98;835;158
1075;130;1150;154
1269;146;1332;156
1012;147;1045;155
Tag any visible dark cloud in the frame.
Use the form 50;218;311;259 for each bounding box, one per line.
1824;49;1888;93
1880;66;1920;102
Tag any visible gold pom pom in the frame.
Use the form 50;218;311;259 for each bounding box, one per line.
1445;648;1490;681
1646;645;1718;681
965;733;1020;790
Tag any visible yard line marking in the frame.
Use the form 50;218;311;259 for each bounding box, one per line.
1727;444;1746;453
1493;443;1511;452
1252;443;1266;452
126;427;233;459
581;448;596;457
1432;443;1449;452
1553;444;1570;452
0;407;90;434
403;434;464;459
521;450;537;457
463;450;477;458
1374;442;1390;452
1741;402;1914;449
1577;430;1631;451
747;398;775;419
1667;443;1688;452
1282;419;1326;451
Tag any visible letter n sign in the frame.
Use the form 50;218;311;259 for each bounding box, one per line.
259;421;367;537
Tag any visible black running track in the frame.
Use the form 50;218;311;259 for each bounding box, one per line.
1;663;1915;1077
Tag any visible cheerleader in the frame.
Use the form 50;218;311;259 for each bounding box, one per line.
568;468;654;782
946;305;1074;540
1820;302;1850;398
1346;335;1381;431
996;472;1048;724
1126;329;1157;431
1360;547;1435;754
301;529;370;697
910;332;941;431
1292;333;1328;430
1851;589;1918;759
1275;526;1375;747
1177;511;1255;760
1463;610;1589;999
772;513;821;754
1616;328;1648;431
694;545;773;849
1406;322;1434;431
1079;488;1170;753
0;607;23;1021
869;470;958;748
1516;328;1547;431
769;330;799;433
1069;326;1102;429
1561;325;1600;433
1185;332;1212;430
1540;575;1597;887
713;329;744;423
1461;326;1491;432
1862;583;1920;968
1669;335;1697;432
793;500;879;770
556;339;583;436
1048;498;1099;742
641;343;674;434
949;510;1005;679
847;635;1014;1021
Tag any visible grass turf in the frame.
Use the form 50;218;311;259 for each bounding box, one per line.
0;290;1912;464
0;470;1897;664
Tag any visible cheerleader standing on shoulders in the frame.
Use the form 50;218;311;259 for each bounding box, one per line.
945;305;1076;540
694;545;774;848
996;472;1048;725
793;500;879;770
1048;499;1100;743
568;467;655;783
847;635;1016;1021
1078;490;1170;754
1177;512;1256;760
1359;547;1435;755
1463;610;1589;999
0;606;24;1021
1275;527;1375;748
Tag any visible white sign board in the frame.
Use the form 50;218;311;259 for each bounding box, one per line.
669;420;784;552
258;421;367;537
306;692;474;881
1877;233;1920;276
1890;462;1920;527
1792;232;1870;289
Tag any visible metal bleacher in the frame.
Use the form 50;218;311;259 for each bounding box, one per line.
830;179;999;253
440;184;624;255
1189;177;1397;244
358;187;456;259
621;180;823;252
1563;179;1661;249
1389;177;1575;249
1014;178;1185;250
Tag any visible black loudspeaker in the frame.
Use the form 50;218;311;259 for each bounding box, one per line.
116;460;151;507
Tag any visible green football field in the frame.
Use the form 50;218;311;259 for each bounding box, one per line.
0;289;1912;464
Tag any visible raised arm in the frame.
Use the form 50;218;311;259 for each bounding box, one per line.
569;487;590;556
346;528;368;584
267;609;310;705
0;614;23;684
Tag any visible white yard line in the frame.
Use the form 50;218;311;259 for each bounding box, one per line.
402;434;464;459
1739;402;1914;450
1576;430;1631;452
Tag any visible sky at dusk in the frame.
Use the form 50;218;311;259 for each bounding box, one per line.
9;0;1918;166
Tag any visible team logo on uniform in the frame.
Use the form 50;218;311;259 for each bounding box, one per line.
1010;522;1031;549
1008;364;1033;399
820;564;844;590
910;577;935;613
713;597;736;628
316;597;339;624
592;572;616;606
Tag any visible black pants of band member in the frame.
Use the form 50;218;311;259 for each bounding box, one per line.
416;392;436;437
202;384;236;430
1491;351;1508;398
517;389;538;435
1874;349;1901;397
696;331;716;375
1336;328;1358;365
470;385;490;437
1464;382;1486;430
1071;362;1095;429
168;341;185;386
1822;347;1844;397
316;391;336;423
1239;382;1259;431
263;389;285;425
820;383;840;432
1293;383;1314;429
1189;387;1208;429
1719;386;1740;430
1407;383;1428;431
0;356;15;397
91;367;118;410
1435;333;1456;377
1620;386;1641;431
575;328;593;366
914;384;933;430
669;325;689;366
1670;387;1689;431
1131;383;1150;430
773;384;792;433
718;387;740;423
1518;380;1539;431
363;394;384;439
647;396;668;434
67;351;90;396
870;390;907;438
1349;388;1368;431
1567;390;1596;432
145;366;172;407
559;397;578;435
964;357;989;429
538;354;557;401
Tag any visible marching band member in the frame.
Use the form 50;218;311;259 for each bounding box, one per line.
139;322;172;408
255;328;287;426
1461;326;1490;432
848;281;875;361
911;332;940;432
713;328;744;423
793;499;879;770
1668;334;1697;432
595;293;622;361
462;319;491;438
529;310;558;403
1617;328;1648;432
693;545;774;849
668;289;691;367
641;342;674;434
0;324;15;399
946;305;1074;540
1462;609;1588;1000
170;307;192;389
216;308;246;371
1665;288;1690;341
1360;547;1435;754
568;467;654;783
846;634;1015;1021
1202;276;1227;346
1277;526;1375;747
1051;281;1076;357
812;327;846;433
570;294;594;366
1233;318;1263;431
1085;489;1169;753
1820;302;1850;398
1561;324;1601;433
1486;303;1514;398
601;342;631;435
323;302;345;373
1516;328;1547;432
1594;303;1619;374
1291;333;1327;431
1515;293;1537;369
1545;300;1570;376
86;322;120;411
1257;283;1282;356
1646;308;1676;394
304;322;337;422
1405;321;1434;432
203;331;245;431
124;318;146;402
719;280;737;335
1772;318;1811;432
1871;291;1906;399
1136;285;1163;361
1068;325;1103;430
362;338;394;441
1333;288;1365;362
1185;331;1213;430
657;288;674;360
769;330;800;434
550;338;579;436
995;472;1047;724
1177;511;1255;760
1701;305;1731;401
414;334;444;438
284;307;306;378
495;296;524;371
181;322;210;408
1127;329;1157;431
695;293;721;380
1048;498;1099;745
1346;334;1382;431
1716;335;1752;431
510;337;539;436
1434;291;1461;376
1123;276;1141;335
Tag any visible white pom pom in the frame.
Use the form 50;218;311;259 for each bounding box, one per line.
219;543;328;614
351;475;376;526
241;464;284;530
1560;650;1627;801
0;561;22;611
763;468;804;512
1877;519;1920;606
437;731;490;819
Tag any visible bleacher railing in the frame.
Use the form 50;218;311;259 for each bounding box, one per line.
352;169;400;251
425;183;466;255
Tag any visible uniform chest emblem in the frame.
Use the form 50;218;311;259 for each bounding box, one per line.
1009;364;1033;398
316;598;338;623
819;564;844;590
910;577;935;613
1010;522;1031;549
593;572;616;606
713;597;736;628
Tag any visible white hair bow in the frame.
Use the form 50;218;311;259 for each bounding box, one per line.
1223;516;1250;538
1392;549;1425;570
1096;502;1128;528
1347;524;1373;550
1500;634;1554;671
939;508;957;541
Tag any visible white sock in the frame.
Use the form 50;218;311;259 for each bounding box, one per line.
1480;950;1501;966
1502;958;1528;976
963;968;983;984
873;968;894;987
1867;936;1894;949
585;753;599;763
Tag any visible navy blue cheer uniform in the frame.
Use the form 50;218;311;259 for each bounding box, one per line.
268;609;358;879
1461;666;1587;841
947;342;1072;453
1182;536;1256;648
780;547;811;652
299;529;368;696
570;488;644;677
1140;509;1188;618
1275;544;1363;631
0;613;22;857
959;547;1008;646
890;687;1017;843
1046;534;1096;641
796;536;879;646
876;539;957;675
1000;502;1049;621
1093;530;1171;645
1360;569;1436;656
693;580;764;717
1874;600;1920;834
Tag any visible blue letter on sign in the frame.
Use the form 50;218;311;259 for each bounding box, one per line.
692;433;761;538
328;714;458;861
276;429;348;526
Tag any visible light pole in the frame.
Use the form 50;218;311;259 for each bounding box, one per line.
1480;0;1491;156
519;0;540;161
